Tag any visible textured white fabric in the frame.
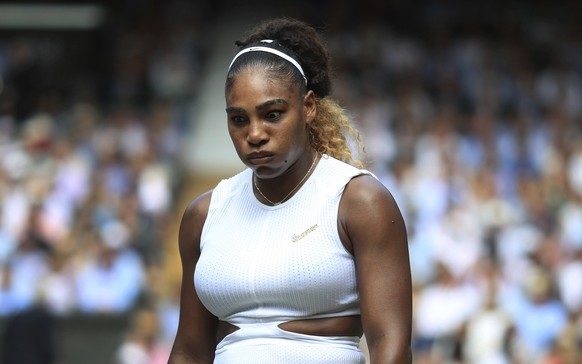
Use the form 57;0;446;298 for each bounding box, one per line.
214;322;364;364
194;155;370;361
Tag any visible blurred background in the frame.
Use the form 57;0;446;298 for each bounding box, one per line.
0;0;581;363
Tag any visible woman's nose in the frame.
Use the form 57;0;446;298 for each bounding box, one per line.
247;120;268;145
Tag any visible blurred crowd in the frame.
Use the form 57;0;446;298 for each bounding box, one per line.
0;1;581;363
324;1;582;363
0;1;216;363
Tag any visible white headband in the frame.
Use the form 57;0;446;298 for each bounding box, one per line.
228;40;307;84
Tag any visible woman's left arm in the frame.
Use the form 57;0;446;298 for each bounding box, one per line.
339;174;413;364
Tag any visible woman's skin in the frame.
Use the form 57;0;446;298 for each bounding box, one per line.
168;66;412;364
225;67;318;200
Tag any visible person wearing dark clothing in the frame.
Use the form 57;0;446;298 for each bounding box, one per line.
1;304;58;364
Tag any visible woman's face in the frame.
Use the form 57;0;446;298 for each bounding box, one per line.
225;67;316;179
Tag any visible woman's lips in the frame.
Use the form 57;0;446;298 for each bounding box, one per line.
247;152;274;164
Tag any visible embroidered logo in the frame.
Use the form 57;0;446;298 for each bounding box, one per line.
292;224;319;242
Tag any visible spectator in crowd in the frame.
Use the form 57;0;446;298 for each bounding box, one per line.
115;308;169;364
75;220;146;313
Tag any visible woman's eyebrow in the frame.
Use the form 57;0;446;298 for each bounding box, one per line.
226;99;288;113
225;106;246;113
256;99;288;110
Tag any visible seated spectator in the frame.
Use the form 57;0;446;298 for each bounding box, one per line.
75;220;145;313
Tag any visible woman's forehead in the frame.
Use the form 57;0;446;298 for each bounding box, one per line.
227;67;300;100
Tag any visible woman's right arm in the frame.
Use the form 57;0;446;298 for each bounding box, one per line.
168;191;218;364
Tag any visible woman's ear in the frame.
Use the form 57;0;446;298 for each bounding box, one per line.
304;90;317;125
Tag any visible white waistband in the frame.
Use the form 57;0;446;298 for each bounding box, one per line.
216;321;361;353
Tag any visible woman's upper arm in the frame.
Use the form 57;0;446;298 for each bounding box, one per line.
340;175;413;364
168;190;218;364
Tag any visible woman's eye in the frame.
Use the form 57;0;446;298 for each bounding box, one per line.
265;111;281;121
230;116;246;125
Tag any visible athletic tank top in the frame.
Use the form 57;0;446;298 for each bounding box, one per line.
194;155;371;325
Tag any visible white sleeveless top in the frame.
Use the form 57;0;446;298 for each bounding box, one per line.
195;155;371;325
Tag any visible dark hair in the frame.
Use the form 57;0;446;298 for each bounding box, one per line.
227;17;331;98
226;17;365;168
